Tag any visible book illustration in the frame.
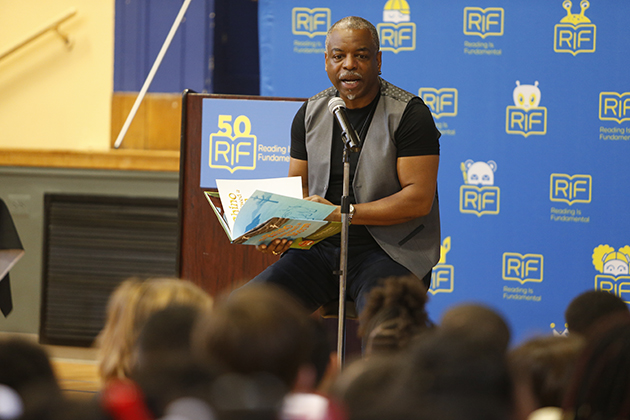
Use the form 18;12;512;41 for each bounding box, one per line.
242;193;279;233
204;179;341;250
241;193;324;234
233;190;336;239
216;176;303;233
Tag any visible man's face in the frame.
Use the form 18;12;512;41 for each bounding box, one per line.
325;28;382;109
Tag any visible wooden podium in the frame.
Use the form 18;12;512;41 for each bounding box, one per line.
176;91;299;296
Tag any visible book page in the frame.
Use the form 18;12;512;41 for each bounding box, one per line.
204;191;233;239
232;190;335;239
216;177;303;233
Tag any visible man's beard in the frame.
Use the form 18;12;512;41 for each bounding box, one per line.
339;71;361;101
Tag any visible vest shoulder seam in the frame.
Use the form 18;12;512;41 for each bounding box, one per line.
380;79;415;103
309;87;337;102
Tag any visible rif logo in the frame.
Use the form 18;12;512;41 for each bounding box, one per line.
550;174;592;205
502;253;544;284
593;245;630;303
599;92;630;124
209;115;257;173
459;160;500;216
506;81;548;137
429;237;454;295
377;0;416;53
463;7;504;38
554;0;596;55
292;8;331;38
419;88;458;119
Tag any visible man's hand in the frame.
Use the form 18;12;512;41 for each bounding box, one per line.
256;238;293;256
304;194;332;205
305;195;341;222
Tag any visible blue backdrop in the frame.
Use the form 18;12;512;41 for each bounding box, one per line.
256;0;630;344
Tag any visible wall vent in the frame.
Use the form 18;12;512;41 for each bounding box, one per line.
40;194;178;346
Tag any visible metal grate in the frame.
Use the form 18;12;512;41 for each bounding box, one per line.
40;194;179;346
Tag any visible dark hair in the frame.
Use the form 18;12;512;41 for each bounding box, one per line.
0;337;63;420
193;284;313;390
440;303;511;353
0;337;59;393
563;313;630;419
509;335;585;408
330;355;408;420
132;304;205;385
565;290;629;335
400;330;513;420
359;275;431;355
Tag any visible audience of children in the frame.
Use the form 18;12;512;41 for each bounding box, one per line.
1;278;629;420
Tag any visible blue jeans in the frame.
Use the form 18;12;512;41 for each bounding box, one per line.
243;241;425;315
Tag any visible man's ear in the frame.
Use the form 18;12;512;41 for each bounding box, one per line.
324;53;329;72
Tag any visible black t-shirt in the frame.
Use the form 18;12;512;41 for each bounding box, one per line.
290;93;441;247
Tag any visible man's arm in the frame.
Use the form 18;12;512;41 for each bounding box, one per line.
288;158;309;198
307;154;439;225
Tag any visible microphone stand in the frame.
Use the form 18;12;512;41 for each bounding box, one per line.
337;131;359;368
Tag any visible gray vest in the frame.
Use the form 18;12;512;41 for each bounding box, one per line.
304;79;441;279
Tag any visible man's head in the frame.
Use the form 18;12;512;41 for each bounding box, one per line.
325;17;382;109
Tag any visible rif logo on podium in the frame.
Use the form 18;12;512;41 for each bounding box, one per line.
593;245;630;303
200;99;302;188
419;88;458;119
292;8;330;37
463;7;504;38
506;81;547;137
459;160;500;216
429;237;454;295
599;92;630;124
502;253;544;284
549;174;592;205
377;0;416;53
209;115;257;174
553;0;596;55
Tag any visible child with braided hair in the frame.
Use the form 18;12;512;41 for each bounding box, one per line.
358;275;433;355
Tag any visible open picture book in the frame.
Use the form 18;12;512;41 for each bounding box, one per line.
204;177;341;249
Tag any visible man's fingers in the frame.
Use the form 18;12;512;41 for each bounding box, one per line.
256;239;293;255
279;240;293;253
305;195;333;206
270;239;293;255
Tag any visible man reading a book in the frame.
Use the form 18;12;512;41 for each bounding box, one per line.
249;16;441;316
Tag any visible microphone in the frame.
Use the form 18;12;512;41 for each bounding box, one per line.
328;97;361;151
